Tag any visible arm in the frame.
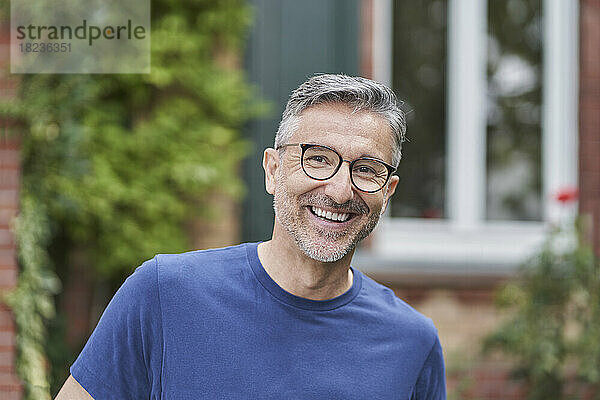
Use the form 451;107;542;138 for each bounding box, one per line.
67;258;163;399
55;375;94;400
412;336;447;400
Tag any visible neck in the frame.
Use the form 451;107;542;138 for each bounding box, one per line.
257;225;355;301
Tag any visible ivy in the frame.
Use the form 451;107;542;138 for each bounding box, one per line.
1;0;261;397
4;196;60;400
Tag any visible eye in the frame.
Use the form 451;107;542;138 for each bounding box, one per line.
356;165;376;174
307;155;327;164
353;164;379;177
305;153;335;167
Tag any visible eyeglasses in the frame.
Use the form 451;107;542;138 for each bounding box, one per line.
276;143;396;193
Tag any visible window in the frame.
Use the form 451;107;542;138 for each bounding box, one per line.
487;0;543;221
357;0;579;273
391;0;446;219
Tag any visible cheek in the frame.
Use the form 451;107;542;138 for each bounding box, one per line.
281;168;323;194
276;170;310;200
286;158;305;176
365;195;385;215
279;154;307;180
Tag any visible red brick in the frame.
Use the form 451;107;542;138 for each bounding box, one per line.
580;111;600;132
0;332;14;347
0;310;13;330
0;249;16;269
0;73;18;86
0;389;22;400
0;269;17;289
0;171;19;190
0;150;20;169
0;79;18;92
0;304;12;312
581;4;600;79
0;325;15;334
0;207;18;220
360;0;373;78
0;365;15;373
0;190;18;209
580;172;600;196
0;257;18;269
0;210;17;231
455;288;495;304
580;0;600;258
0;138;20;151
0;371;21;387
0;262;17;271
0;85;19;398
0;89;18;102
580;137;600;151
0;24;10;45
0;230;15;249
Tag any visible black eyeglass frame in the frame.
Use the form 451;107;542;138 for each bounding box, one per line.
276;143;397;193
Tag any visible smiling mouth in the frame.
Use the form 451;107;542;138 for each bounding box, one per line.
309;206;356;223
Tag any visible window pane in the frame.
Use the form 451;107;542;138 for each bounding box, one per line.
487;0;542;221
391;0;447;218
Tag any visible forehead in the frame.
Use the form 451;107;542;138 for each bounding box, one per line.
291;102;394;162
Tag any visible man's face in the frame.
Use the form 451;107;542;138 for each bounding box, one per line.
266;102;399;262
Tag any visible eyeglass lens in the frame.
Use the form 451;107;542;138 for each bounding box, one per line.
302;145;389;192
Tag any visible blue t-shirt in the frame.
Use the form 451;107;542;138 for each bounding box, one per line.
71;242;446;399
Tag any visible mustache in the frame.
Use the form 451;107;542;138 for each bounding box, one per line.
299;193;369;215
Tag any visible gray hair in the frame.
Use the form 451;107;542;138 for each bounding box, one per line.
274;74;406;166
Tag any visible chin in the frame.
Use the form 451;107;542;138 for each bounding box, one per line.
295;236;357;263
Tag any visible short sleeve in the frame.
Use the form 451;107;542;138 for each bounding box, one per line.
411;336;446;400
70;258;163;400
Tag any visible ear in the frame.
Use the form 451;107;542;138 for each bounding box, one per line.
263;148;280;195
380;175;400;215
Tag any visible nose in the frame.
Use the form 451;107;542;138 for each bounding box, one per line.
323;161;354;204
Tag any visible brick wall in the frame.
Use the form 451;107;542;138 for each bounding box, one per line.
579;0;600;256
0;135;22;400
0;16;24;400
389;283;599;399
390;283;520;399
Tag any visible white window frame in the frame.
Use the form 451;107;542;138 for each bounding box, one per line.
356;0;579;275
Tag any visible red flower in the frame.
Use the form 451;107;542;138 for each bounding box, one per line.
555;187;579;204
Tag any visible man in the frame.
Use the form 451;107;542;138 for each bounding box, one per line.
56;74;446;399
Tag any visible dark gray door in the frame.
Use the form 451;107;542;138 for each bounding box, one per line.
242;0;360;242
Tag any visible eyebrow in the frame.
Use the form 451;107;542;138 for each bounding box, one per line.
307;143;388;163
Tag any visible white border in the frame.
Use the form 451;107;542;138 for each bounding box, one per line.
542;0;579;224
446;0;487;229
371;0;393;87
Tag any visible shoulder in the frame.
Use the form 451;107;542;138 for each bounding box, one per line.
156;241;248;265
356;272;439;347
356;272;445;397
154;242;250;268
154;241;250;270
146;242;253;291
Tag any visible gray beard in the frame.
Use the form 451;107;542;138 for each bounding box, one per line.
273;177;382;263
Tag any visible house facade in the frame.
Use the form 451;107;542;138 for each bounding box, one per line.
0;0;598;398
241;0;599;398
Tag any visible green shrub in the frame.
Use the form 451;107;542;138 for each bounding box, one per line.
1;1;261;398
484;219;600;400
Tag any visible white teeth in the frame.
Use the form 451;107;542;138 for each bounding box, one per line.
311;206;350;222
